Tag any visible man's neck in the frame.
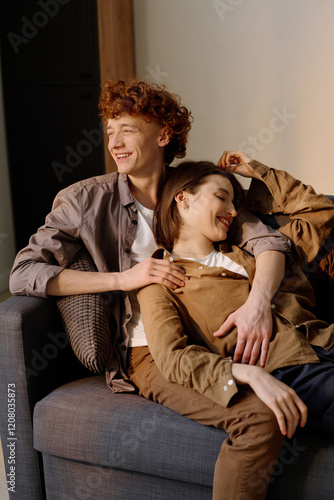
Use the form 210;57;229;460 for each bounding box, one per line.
128;170;164;210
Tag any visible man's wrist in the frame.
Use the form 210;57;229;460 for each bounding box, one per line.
247;288;273;308
111;271;123;291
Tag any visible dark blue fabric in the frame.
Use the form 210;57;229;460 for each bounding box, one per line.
272;345;334;436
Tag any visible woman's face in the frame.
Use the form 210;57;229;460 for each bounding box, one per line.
178;174;238;244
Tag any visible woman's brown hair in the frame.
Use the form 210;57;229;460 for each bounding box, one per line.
154;161;245;252
99;79;193;165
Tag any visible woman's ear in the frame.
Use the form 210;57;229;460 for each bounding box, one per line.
158;126;172;146
175;191;189;209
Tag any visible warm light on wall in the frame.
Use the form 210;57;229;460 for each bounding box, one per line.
134;0;334;193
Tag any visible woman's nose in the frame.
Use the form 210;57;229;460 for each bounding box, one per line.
228;203;238;218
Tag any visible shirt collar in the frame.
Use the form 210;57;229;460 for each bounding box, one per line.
118;173;135;207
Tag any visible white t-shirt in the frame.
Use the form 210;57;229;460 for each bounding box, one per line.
127;199;156;347
127;199;248;347
183;249;248;278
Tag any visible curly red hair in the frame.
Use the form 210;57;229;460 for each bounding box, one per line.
99;80;193;165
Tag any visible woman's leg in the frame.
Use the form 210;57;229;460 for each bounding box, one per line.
128;346;284;500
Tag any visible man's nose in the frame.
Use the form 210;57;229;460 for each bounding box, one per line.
110;131;124;149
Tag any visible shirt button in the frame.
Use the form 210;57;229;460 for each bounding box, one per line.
221;272;227;277
125;248;131;253
132;220;138;225
198;266;204;269
121;345;126;351
126;314;131;319
223;386;228;391
271;304;276;309
228;379;233;386
169;257;174;262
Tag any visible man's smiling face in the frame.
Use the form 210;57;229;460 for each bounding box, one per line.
107;115;169;178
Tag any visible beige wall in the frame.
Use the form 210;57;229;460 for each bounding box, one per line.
134;0;334;193
0;54;16;293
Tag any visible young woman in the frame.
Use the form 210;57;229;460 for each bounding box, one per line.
133;160;334;500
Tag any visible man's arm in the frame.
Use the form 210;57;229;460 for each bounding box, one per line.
46;258;188;296
10;186;187;297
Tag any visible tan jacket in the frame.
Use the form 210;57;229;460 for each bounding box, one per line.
246;160;334;323
137;162;334;408
245;160;334;271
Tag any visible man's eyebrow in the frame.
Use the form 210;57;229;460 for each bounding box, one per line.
106;123;139;131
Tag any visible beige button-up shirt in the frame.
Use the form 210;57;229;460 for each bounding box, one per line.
138;245;334;408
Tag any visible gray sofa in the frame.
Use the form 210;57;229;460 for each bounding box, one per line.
1;203;334;500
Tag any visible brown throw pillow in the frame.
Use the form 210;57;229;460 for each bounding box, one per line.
56;248;114;374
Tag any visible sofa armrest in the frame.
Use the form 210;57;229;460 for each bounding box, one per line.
0;295;91;499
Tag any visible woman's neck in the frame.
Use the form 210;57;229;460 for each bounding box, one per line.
172;238;214;259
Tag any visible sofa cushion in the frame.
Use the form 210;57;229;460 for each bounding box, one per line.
33;377;334;498
34;376;227;486
33;376;225;487
56;249;115;374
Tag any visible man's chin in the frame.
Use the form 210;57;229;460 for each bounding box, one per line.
115;161;134;174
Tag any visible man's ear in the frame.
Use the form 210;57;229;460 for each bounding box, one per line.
174;190;189;209
158;126;172;146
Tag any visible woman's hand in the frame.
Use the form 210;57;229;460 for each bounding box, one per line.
232;363;308;438
118;257;188;291
218;150;260;179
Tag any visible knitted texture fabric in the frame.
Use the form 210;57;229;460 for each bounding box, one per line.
56;248;113;374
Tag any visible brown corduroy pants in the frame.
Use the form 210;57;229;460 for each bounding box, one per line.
128;346;284;500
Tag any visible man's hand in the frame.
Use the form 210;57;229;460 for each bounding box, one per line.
119;257;188;291
218;150;260;179
232;363;308;438
214;251;286;367
213;298;272;367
